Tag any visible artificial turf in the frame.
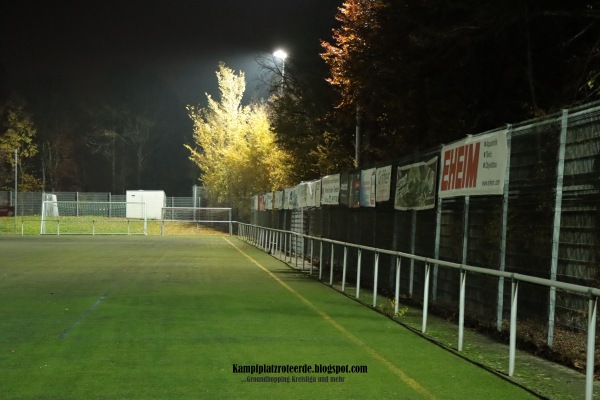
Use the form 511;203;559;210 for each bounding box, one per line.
0;235;538;399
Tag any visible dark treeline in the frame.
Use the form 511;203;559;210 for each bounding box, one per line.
0;63;196;195
273;0;600;176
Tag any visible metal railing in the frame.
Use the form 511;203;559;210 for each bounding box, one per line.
237;222;598;400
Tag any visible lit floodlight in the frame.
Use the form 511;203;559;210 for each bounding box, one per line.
273;49;288;60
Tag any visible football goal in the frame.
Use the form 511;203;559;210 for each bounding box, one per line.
161;207;233;235
40;201;147;235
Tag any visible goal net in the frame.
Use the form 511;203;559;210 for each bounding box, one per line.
40;201;147;235
161;207;232;235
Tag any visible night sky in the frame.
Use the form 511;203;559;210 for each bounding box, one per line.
2;0;339;105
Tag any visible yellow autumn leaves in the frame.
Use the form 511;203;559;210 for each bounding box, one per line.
185;63;293;218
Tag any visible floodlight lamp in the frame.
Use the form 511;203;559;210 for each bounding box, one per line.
273;49;288;60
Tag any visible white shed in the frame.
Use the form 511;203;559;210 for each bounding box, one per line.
126;190;166;220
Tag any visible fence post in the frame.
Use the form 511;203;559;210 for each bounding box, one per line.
462;197;470;266
498;125;513;331
548;109;568;347
409;210;416;298
433;194;442;302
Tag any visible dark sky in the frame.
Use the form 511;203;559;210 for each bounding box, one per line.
1;0;339;105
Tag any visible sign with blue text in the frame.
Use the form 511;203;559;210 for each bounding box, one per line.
321;174;340;205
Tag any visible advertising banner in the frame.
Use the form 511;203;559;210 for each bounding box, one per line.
439;130;508;198
283;188;292;210
314;180;322;208
274;191;283;210
339;171;349;206
258;194;265;211
297;183;308;208
263;192;273;211
289;187;298;209
305;180;320;208
349;172;360;208
360;168;376;207
394;157;438;211
376;165;392;202
321;174;340;205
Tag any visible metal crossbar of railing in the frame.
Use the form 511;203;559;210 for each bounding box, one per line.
237;222;598;400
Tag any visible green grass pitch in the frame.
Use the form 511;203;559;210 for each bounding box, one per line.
0;235;538;399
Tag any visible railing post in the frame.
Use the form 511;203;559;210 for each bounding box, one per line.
373;252;379;307
319;240;323;280
284;230;287;257
295;230;300;267
329;243;335;286
342;246;348;292
302;236;306;271
277;231;281;256
271;230;275;254
394;257;401;315
310;239;314;275
509;278;519;376
458;269;466;351
356;249;362;299
422;263;430;333
585;296;597;400
289;232;293;263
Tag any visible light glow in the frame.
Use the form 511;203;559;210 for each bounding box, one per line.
273;49;288;60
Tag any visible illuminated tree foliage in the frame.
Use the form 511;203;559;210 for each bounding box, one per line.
0;95;41;191
186;63;293;217
322;0;600;163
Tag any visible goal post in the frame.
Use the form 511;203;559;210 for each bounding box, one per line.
161;207;233;235
40;201;147;235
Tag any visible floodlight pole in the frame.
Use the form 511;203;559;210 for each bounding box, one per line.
14;149;18;231
273;49;287;96
355;103;361;168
